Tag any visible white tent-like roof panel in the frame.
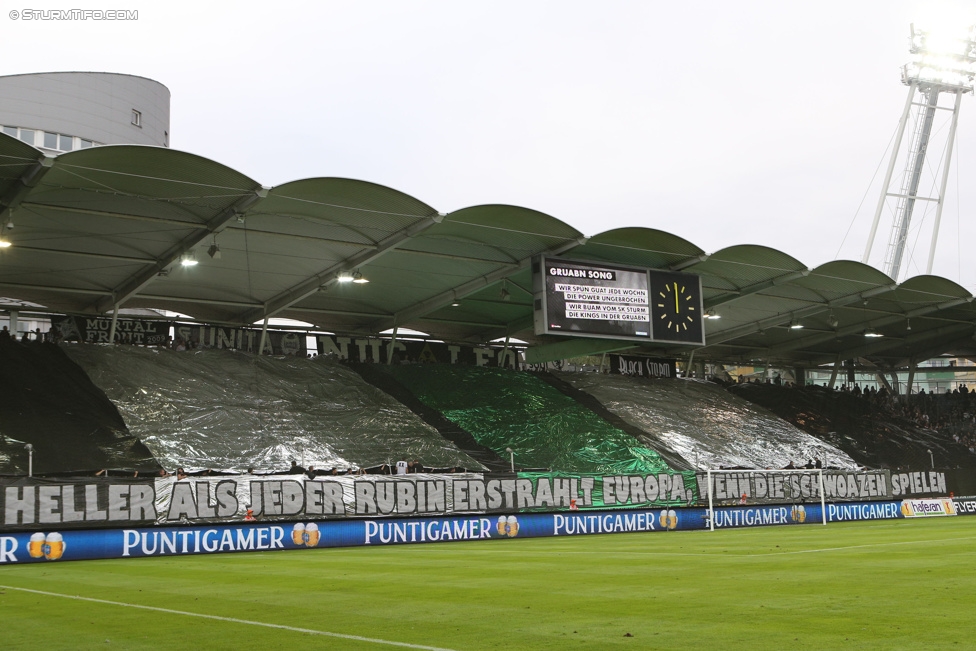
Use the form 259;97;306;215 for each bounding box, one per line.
2;132;975;371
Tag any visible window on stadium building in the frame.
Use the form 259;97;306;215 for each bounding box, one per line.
2;126;100;151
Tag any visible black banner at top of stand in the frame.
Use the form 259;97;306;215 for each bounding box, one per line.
608;354;676;378
316;336;521;368
53;315;169;346
49;316;310;357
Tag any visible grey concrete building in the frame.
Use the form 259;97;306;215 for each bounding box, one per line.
0;71;170;153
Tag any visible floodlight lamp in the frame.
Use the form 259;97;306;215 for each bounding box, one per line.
789;321;804;330
903;23;976;90
864;330;884;338
828;313;839;328
0;238;10;248
207;243;221;259
451;302;460;307
704;310;720;320
500;287;511;301
910;23;976;57
337;273;353;283
904;63;973;88
180;252;198;266
352;271;369;284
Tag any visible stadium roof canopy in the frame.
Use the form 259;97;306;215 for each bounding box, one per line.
2;133;976;373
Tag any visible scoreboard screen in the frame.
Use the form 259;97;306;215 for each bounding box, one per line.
532;256;704;345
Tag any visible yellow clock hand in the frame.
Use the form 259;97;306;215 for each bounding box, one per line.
674;282;679;313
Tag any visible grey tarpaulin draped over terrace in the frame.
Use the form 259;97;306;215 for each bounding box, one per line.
62;344;487;474
551;373;857;471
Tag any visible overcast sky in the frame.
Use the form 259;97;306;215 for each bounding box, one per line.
2;1;975;288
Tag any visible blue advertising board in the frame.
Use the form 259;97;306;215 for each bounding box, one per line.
0;501;906;565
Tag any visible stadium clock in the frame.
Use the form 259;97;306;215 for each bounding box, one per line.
649;270;704;344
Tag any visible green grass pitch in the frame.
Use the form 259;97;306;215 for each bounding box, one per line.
1;518;974;650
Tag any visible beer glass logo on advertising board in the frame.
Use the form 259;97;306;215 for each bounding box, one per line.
28;532;65;560
290;523;321;547
496;515;519;537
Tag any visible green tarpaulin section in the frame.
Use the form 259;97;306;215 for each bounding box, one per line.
380;365;674;474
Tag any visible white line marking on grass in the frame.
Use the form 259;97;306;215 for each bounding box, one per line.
749;535;976;556
440;535;976;558
0;585;458;651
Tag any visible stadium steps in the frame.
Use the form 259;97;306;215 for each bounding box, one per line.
0;338;159;475
349;362;510;472
368;364;676;474
534;371;694;470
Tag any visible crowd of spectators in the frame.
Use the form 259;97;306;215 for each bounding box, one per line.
809;382;976;454
164;335;197;351
0;325;61;344
893;386;976;455
731;374;976;456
